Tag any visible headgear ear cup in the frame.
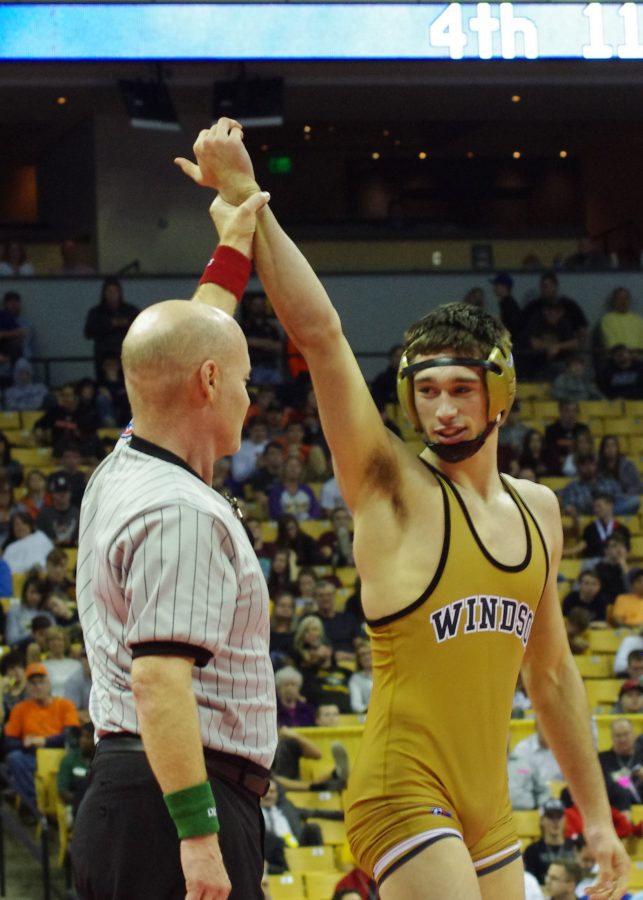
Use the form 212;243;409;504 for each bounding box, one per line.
396;344;516;433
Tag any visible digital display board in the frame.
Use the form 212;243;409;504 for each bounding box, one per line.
1;3;642;61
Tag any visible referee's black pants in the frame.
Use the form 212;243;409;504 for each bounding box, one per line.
71;748;265;900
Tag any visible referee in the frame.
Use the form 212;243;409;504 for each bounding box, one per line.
72;189;277;900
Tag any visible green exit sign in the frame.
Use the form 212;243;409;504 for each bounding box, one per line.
268;155;292;175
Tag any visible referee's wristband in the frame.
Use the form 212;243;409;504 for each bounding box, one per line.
163;781;220;839
198;244;251;302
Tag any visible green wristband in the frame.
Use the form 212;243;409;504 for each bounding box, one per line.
163;781;220;839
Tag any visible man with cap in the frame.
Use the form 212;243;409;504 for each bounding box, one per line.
489;272;522;340
35;473;80;547
4;662;79;809
612;680;643;716
523;798;576;885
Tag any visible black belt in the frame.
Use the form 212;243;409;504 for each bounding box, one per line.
97;733;270;798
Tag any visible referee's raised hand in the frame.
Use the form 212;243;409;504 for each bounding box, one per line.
181;833;231;899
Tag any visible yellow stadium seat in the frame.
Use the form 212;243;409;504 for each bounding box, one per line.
35;747;66;819
532;400;560;421
261;521;278;542
0;411;21;430
630;536;643;560
300;520;331;540
540;476;570;493
625;401;643;419
19;410;45;431
579;399;623;420
285;845;337;873
558;559;582;582
12;446;53;467
267;873;305;899
608;418;643;437
585;629;622;654
335;566;357;588
628;860;643;889
518;383;551;400
285;791;343;812
509;718;536;749
575;655;612;679
548;780;566;800
512;810;541;840
306;818;347;847
631;805;643;826
304;870;345;900
584;679;623;712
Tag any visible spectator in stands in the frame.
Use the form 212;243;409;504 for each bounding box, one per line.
275;665;316;728
248;441;285;518
462;286;485;308
0;477;19;548
559;457;636;521
241;291;284;386
244;516;271;578
560;426;595;478
598;718;643;810
625;648;643;682
290;388;329;457
613;637;643;678
55;239;95;276
95;354;129;427
0;433;22;489
507;736;550;810
565;236;610;271
49;444;86;510
266;547;295;599
543;860;584;900
0;651;27;718
561;569;610;624
300;640;353;712
550;354;604;403
593;532;630;603
44;588;79;633
3;291;34;358
21;614;52;663
523;798;576;885
612;569;643;626
83;277;138;376
0;293;29;381
275;514;322;566
565;493;634;561
278;420;328;482
318;507;354;567
349;639;373;714
293;568;317;617
564;607;592;655
319;464;348;519
231;417;269;484
292;615;327;667
512;721;564;785
314;580;362;662
519;428;561;478
333;871;378;900
4;662;79;809
0;241;34;277
599;286;643;353
33;382;83;457
42;625;82;697
269;457;322;521
598;434;642;499
36;473;80;547
498;400;529;458
57;720;94;822
599;344;643;400
5;575;52;646
3;510;53;574
260;778;323;858
270;591;297;669
544;401;588;469
17;469;50;521
489;272;522;339
521;296;579;380
62;648;91;724
370;345;403;410
525;271;588;345
4;358;51;412
611;680;643;715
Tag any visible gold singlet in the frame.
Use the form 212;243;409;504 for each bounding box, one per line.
344;464;549;884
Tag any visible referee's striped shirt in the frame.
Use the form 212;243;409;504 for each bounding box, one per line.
77;433;277;770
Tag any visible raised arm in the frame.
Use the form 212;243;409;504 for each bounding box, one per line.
520;485;629;900
177;120;398;512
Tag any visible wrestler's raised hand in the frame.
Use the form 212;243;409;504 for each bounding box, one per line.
175;118;258;204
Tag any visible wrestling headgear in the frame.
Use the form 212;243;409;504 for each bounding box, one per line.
396;343;516;462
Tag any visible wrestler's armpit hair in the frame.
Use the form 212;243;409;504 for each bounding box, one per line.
403;302;512;361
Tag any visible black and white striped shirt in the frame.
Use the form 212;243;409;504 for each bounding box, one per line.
77;434;277;769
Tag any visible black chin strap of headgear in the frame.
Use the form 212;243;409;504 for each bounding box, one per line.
402;356;502;463
424;421;498;463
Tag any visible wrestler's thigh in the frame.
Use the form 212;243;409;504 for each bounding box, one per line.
378;836;482;900
479;855;525;900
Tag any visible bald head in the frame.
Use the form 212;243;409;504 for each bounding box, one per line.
122;300;245;414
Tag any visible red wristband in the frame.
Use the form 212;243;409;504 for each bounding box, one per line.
198;245;252;303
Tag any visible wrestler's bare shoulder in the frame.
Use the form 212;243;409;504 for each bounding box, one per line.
502;473;562;538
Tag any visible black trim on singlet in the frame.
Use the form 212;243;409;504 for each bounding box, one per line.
129;434;204;483
504;479;551;594
476;848;522;878
131;640;212;668
366;467;451;628
377;832;462;885
436;466;533;573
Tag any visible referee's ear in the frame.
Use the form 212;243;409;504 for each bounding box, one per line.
200;359;218;397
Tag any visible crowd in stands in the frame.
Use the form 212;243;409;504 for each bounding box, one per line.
0;268;642;895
